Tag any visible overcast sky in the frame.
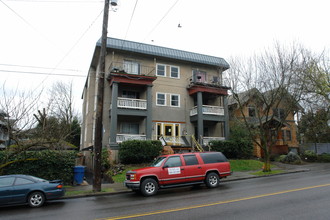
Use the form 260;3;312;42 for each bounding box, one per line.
1;0;329;113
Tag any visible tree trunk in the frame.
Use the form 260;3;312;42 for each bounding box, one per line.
263;152;271;172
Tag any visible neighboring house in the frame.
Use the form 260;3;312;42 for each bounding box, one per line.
0;110;9;149
81;37;230;162
228;88;301;157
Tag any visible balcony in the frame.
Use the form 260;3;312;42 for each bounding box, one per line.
109;62;155;76
190;105;224;116
116;134;146;143
117;97;147;110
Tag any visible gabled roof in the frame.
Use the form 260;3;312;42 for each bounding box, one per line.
96;37;230;69
228;88;303;111
228;88;260;106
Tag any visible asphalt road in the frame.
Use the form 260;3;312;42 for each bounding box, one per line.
1;164;330;220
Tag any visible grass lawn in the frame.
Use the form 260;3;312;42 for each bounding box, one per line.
229;159;264;172
250;170;284;176
112;166;143;183
64;187;115;197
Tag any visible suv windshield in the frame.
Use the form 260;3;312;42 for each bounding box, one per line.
150;157;166;167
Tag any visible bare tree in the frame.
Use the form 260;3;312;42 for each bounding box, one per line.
227;42;308;171
44;81;80;147
0;81;81;173
0;83;45;172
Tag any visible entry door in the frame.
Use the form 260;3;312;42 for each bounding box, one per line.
162;123;180;146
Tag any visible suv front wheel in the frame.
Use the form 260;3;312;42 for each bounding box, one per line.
140;178;158;196
205;172;220;188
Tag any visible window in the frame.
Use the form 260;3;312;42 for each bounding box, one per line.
156;64;166;77
121;123;139;134
124;60;140;75
271;129;278;141
273;108;285;120
283;130;292;141
15;177;34;185
0;177;15;187
164;156;182;167
156;93;166;106
183;155;199;166
170;66;179;78
200;152;228;164
122;90;139;99
170;94;180;107
193;70;207;83
248;105;256;117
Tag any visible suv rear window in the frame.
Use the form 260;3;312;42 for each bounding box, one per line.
200;152;228;164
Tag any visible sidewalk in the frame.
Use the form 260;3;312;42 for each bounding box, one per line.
64;162;317;199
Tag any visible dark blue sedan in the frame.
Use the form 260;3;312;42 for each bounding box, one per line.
0;174;65;208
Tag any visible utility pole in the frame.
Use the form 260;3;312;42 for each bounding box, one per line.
93;0;110;192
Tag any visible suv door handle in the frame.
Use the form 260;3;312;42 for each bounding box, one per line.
198;167;202;169
181;168;184;170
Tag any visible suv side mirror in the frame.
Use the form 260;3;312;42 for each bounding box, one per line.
163;165;169;169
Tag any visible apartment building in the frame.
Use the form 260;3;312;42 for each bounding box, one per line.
81;37;230;160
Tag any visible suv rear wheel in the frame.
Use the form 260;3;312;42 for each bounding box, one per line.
205;172;220;188
140;178;158;196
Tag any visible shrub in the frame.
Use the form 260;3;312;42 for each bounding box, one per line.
210;140;253;159
280;152;302;164
119;140;162;164
210;121;253;159
317;153;330;162
0;150;76;184
302;150;318;162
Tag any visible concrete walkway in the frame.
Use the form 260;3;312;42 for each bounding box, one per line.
65;162;328;198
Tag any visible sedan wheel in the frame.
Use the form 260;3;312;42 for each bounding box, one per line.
28;191;45;208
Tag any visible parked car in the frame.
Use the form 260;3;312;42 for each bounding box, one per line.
124;152;231;196
0;174;65;207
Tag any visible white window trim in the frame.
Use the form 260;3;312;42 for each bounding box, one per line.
156;63;166;77
156;92;166;106
170;94;180;107
170;65;180;79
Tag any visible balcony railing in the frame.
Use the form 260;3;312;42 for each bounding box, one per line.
202;136;225;146
116;134;146;143
190;105;224;116
109;62;155;76
163;136;185;146
117;97;147;110
189;74;230;88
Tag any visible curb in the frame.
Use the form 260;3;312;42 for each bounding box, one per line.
61;169;311;200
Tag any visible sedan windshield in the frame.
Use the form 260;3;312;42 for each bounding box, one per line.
150;157;166;167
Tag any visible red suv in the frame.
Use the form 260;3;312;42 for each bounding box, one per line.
124;152;231;196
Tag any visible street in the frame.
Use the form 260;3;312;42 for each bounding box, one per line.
1;165;330;220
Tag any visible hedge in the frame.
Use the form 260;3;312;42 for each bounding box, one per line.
210;140;253;159
119;140;163;164
0;150;76;184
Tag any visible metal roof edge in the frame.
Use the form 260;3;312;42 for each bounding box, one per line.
96;37;229;69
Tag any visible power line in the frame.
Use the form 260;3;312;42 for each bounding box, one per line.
0;63;84;73
4;0;103;3
0;69;86;77
141;0;180;44
34;7;103;89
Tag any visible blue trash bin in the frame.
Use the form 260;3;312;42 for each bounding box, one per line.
73;166;85;185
